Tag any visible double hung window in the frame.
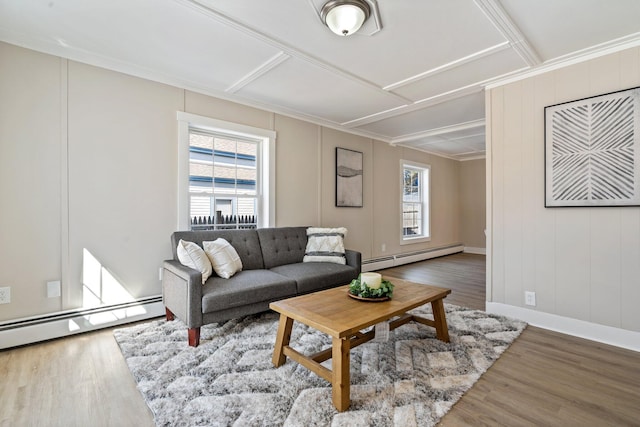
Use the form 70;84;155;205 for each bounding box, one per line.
401;161;430;242
188;130;258;229
177;112;275;231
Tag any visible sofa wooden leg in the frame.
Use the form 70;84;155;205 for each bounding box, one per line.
188;328;201;347
165;307;175;321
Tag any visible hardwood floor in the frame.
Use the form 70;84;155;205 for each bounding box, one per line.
378;252;486;311
380;253;640;427
1;252;638;426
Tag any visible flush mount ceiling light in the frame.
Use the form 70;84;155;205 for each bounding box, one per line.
321;0;371;36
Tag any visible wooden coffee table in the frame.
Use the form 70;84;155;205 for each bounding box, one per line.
269;279;451;412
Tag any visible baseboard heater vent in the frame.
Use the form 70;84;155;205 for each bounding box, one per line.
362;244;464;272
0;296;164;350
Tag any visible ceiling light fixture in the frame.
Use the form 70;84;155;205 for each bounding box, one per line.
321;0;371;36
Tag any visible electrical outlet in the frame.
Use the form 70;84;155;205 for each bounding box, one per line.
525;291;536;306
159;267;163;281
0;286;10;304
47;281;61;298
381;243;386;252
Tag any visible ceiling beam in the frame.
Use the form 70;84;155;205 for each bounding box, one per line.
473;0;541;66
390;119;485;144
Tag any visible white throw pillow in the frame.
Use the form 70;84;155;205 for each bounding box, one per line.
176;239;212;285
303;227;347;265
203;238;243;279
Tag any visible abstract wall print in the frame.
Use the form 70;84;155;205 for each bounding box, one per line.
336;147;363;207
545;86;640;207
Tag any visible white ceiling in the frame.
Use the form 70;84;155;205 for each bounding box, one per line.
1;0;640;160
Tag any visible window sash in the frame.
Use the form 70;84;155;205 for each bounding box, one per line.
187;128;260;230
401;162;430;241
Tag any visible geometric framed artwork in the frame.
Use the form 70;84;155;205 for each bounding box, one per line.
545;86;640;207
335;147;363;207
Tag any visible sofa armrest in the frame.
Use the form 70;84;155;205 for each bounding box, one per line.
162;260;203;328
345;249;362;274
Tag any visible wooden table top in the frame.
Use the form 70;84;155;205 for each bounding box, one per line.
269;279;451;339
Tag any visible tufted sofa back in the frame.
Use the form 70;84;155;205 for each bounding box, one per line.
171;229;265;270
256;227;308;269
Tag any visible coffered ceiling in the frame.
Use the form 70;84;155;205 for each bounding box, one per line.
1;0;640;160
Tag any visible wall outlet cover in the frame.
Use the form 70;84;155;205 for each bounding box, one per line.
525;291;536;306
47;281;61;298
0;286;10;304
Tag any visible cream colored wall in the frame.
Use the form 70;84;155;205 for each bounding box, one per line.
0;43;63;319
66;62;182;309
460;159;486;249
273;114;320;228
370;145;463;259
0;41;464;322
487;46;640;333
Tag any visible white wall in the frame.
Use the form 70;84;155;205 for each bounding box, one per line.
487;46;640;338
0;42;465;323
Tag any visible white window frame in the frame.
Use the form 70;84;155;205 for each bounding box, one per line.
400;160;431;245
177;112;276;230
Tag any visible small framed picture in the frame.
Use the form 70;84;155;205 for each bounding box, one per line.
336;147;363;207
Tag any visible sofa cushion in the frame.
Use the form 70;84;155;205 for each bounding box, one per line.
303;227;347;265
176;239;212;284
257;227;308;269
203;238;243;279
201;270;297;313
270;262;358;294
172;230;264;270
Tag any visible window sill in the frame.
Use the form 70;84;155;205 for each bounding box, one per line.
400;235;431;246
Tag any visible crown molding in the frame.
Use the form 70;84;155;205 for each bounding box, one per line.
485;32;640;90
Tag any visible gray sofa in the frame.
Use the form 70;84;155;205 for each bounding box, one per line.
162;226;361;346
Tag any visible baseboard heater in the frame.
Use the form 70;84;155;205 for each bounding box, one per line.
362;244;464;272
0;296;165;350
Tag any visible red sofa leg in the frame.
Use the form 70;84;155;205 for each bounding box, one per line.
188;327;201;347
165;307;175;321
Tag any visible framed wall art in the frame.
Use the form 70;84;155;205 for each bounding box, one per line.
545;86;640;207
335;147;363;207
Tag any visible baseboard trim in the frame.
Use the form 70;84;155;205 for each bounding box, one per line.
362;244;464;272
0;297;165;350
486;302;640;353
463;247;486;255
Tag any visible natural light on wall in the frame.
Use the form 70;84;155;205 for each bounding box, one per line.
81;248;146;325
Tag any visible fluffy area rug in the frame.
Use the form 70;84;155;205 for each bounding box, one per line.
114;303;526;427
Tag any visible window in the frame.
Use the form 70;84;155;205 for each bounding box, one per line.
177;112;275;230
401;161;430;243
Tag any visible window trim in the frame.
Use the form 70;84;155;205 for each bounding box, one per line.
177;111;276;230
400;159;431;245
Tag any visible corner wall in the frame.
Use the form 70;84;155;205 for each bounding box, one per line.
486;45;640;349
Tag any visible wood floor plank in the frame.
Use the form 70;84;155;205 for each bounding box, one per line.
1;252;638;426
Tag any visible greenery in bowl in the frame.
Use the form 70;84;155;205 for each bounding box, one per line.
348;275;394;299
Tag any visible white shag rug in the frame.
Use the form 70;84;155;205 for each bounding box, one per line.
114;303;526;427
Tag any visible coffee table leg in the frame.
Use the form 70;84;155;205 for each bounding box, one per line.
273;314;294;367
332;336;351;412
431;299;450;342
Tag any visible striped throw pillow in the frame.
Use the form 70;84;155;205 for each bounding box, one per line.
303;227;347;265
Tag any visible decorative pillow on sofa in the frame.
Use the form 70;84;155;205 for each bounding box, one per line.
303;227;347;265
203;238;243;279
176;239;212;285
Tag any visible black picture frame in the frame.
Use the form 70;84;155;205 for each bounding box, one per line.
335;147;363;207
